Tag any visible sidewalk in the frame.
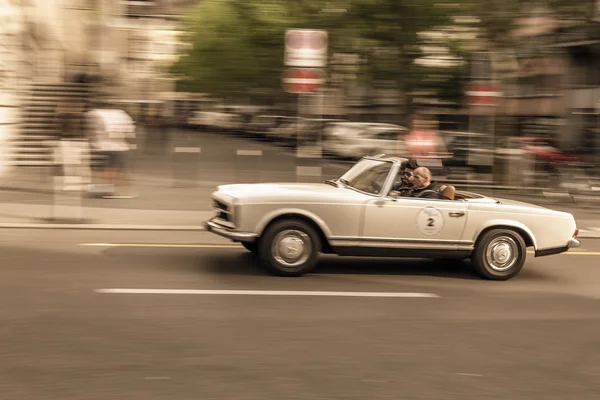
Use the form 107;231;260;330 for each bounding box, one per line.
0;164;219;193
0;202;213;230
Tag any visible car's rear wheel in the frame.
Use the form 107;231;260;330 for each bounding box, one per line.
241;241;258;254
258;219;320;277
472;229;526;280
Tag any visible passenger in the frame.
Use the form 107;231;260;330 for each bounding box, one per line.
403;167;445;199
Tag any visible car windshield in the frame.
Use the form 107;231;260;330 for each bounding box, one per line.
339;158;394;195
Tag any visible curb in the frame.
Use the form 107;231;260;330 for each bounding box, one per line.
0;185;52;195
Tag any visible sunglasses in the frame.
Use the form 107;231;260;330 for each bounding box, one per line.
403;171;413;177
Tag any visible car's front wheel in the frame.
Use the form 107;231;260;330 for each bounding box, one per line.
472;229;526;280
258;219;321;277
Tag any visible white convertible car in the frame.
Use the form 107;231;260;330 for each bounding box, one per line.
205;156;580;280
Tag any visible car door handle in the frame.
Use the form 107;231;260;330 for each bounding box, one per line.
449;212;465;217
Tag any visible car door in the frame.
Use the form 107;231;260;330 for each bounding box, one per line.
361;196;469;250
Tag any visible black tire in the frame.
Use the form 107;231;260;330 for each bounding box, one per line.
472;229;527;280
241;241;258;254
258;218;321;277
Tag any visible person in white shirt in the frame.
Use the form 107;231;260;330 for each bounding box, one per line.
87;108;137;198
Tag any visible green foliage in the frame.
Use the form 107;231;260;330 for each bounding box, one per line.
172;0;598;103
172;0;465;101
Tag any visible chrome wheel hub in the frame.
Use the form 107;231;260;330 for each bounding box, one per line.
485;236;518;272
278;236;305;261
271;230;311;268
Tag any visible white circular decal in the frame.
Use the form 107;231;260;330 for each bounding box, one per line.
416;206;445;237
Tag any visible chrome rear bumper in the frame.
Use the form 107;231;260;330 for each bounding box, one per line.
535;237;581;257
205;219;258;242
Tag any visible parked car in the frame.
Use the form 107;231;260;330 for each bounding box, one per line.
441;131;495;174
205;155;580;280
507;136;595;192
263;116;301;142
275;118;345;145
188;110;245;132
247;115;297;140
511;136;587;165
322;122;409;160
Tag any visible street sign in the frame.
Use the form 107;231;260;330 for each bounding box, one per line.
465;82;502;106
283;68;325;93
285;29;328;68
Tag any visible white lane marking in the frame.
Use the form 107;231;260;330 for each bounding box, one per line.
236;149;262;156
174;147;201;153
283;78;325;84
95;289;440;298
80;243;241;248
296;166;322;177
465;91;502;97
296;149;322;159
456;373;483;377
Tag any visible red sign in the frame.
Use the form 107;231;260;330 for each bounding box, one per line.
282;68;324;93
466;82;502;106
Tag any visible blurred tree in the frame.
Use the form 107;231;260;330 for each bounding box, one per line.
172;1;477;115
172;0;345;100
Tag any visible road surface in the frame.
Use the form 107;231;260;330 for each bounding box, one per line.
1;228;599;399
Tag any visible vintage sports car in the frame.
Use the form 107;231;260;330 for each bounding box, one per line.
205;156;580;280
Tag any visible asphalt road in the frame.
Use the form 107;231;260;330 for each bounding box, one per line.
1;228;599;399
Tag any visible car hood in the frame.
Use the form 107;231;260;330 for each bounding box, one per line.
216;182;363;203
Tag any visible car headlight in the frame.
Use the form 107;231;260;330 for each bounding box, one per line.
213;199;231;221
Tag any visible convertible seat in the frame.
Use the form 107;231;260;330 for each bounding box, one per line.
439;184;456;200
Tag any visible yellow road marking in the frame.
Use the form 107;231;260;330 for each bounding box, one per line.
559;251;600;256
80;243;600;255
527;250;600;256
79;243;243;249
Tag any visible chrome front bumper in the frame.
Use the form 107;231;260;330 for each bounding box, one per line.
204;219;258;242
568;238;581;248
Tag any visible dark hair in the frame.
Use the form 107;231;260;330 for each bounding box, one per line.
403;159;419;170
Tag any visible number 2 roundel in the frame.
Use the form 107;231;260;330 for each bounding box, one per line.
416;206;445;237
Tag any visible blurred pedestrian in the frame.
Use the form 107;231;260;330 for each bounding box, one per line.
87;106;137;198
53;99;91;191
158;102;172;153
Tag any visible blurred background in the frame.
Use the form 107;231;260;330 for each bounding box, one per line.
2;0;600;209
3;3;600;398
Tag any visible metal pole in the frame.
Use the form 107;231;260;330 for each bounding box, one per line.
296;92;301;151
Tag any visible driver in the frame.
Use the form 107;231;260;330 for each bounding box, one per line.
392;159;419;196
